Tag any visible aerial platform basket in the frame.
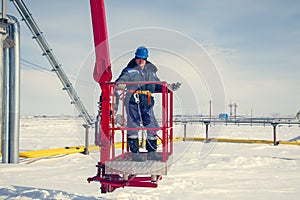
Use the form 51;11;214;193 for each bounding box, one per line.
88;81;174;193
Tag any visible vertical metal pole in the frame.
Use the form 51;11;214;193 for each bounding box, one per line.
271;122;279;146
204;121;210;143
110;85;115;158
165;83;169;153
83;124;90;155
169;89;173;154
121;91;128;154
2;44;9;163
162;83;167;162
8;16;20;163
2;0;7;19
0;7;8;162
273;124;277;146
183;122;187;141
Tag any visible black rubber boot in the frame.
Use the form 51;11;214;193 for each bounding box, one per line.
128;138;145;162
146;139;157;152
128;138;139;153
146;139;162;161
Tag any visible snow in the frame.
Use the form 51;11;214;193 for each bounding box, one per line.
1;117;300;199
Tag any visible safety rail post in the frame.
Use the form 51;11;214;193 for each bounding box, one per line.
162;82;168;162
271;122;279;146
121;87;127;155
204;121;210;143
110;84;115;159
169;89;173;154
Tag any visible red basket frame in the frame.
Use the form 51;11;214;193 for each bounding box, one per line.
88;81;173;193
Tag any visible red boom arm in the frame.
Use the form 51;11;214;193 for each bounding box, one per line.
90;0;111;164
90;0;112;84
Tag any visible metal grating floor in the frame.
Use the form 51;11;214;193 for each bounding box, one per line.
105;153;173;175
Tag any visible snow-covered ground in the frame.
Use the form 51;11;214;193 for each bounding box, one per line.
1;117;300;199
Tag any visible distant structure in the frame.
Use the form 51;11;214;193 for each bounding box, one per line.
209;100;212;122
296;110;300;120
233;103;238;120
229;103;233;116
229;103;238;120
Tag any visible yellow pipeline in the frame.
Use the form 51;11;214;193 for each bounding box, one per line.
10;136;300;159
19;145;99;158
18;137;184;158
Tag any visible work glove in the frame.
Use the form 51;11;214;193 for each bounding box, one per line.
168;82;181;91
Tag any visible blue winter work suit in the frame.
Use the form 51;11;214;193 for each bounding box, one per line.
115;58;162;153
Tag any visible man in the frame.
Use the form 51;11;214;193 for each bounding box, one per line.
115;46;181;161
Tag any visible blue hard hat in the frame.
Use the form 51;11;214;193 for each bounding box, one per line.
135;46;149;59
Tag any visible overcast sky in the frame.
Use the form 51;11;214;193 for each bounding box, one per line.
6;0;300;117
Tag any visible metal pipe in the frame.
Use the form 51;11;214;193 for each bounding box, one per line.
0;12;7;163
83;124;90;155
1;14;20;163
2;0;7;19
7;15;20;163
2;34;9;163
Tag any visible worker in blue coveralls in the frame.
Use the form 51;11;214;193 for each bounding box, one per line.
115;46;181;162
